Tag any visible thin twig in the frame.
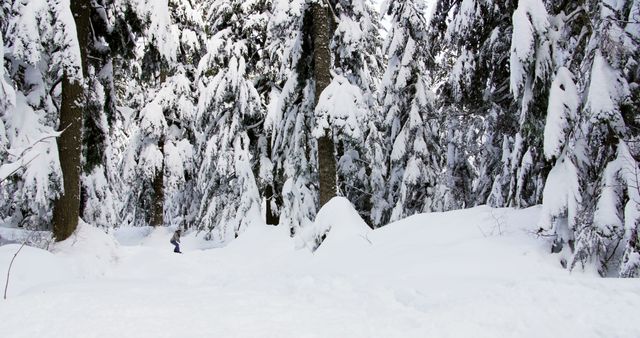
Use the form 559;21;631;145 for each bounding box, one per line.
489;209;505;236
477;224;488;238
359;233;373;245
4;231;35;300
14;131;64;160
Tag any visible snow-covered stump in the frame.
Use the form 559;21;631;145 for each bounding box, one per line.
305;197;372;254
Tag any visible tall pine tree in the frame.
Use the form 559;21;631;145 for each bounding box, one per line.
380;0;442;222
195;0;265;242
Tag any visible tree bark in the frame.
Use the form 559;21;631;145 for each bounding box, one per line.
150;64;168;227
312;1;336;208
52;0;90;241
265;184;279;225
150;137;165;227
264;134;280;225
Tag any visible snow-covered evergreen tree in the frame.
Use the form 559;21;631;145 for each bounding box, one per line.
325;0;384;225
428;0;518;210
507;0;552;208
265;0;318;243
120;68;199;228
538;0;640;276
79;0;122;229
195;0;265;242
119;0;202;228
379;0;441;222
0;0;82;230
0;31;15;160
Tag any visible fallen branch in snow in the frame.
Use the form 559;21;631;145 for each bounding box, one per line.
530;227;557;238
359;234;372;245
489;210;505;236
477;210;507;238
476;224;488;238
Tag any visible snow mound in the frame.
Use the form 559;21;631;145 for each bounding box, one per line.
225;223;294;254
219;223;307;272
52;221;119;278
0;244;70;298
139;226;176;247
313;197;372;255
112;226;154;246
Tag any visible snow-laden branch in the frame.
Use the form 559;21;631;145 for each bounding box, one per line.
0;128;66;185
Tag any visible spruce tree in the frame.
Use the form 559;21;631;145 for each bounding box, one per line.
79;0;122;229
1;1;58;230
429;0;519;210
195;0;264;241
507;0;553;208
536;0;640;276
0;32;14;161
119;0;201;228
325;0;384;224
380;0;441;222
267;0;319;242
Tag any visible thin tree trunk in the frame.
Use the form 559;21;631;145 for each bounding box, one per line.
150;137;165;227
312;1;336;208
265;135;280;225
150;66;168;227
52;0;90;241
265;184;279;225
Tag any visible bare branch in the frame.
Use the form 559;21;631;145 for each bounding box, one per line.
49;77;64;113
4;231;36;300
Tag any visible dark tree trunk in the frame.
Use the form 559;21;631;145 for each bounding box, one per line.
53;0;90;241
312;1;336;208
265;184;280;225
150;137;165;227
52;74;83;241
150;65;168;227
265;133;280;225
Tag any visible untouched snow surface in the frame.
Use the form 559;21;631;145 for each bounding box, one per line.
1;202;639;338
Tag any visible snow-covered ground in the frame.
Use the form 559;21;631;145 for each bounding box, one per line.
1;201;639;338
